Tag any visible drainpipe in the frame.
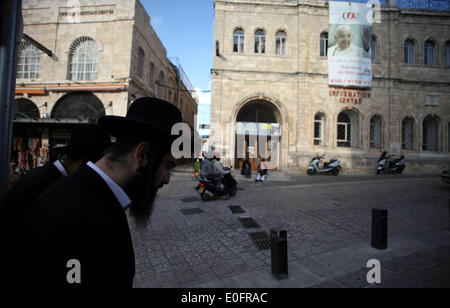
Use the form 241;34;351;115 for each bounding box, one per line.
0;0;23;197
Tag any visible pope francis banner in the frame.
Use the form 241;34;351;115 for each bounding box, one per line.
328;1;373;87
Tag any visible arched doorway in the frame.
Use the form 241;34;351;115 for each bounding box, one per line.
235;100;282;171
51;92;105;120
14;98;40;119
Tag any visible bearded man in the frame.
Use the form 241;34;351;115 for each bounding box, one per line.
3;97;182;288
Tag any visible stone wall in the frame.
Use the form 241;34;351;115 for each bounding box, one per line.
211;0;450;174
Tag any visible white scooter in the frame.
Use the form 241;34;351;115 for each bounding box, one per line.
307;155;342;176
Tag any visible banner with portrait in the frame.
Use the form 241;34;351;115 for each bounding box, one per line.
328;1;373;87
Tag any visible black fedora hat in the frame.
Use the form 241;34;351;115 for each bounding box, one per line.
98;97;183;143
54;124;111;154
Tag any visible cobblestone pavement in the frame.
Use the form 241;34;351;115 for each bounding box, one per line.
129;168;450;288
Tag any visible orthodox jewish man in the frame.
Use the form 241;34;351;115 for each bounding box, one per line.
0;124;111;246
5;97;183;288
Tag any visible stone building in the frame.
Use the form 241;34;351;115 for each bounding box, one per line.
210;0;450;174
12;0;198;169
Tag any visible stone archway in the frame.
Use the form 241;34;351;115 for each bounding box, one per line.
234;99;283;171
51;92;105;120
14;98;40;119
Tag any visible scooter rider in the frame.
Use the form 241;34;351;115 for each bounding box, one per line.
200;151;216;179
212;152;231;200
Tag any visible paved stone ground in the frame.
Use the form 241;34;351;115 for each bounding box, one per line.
129;167;450;288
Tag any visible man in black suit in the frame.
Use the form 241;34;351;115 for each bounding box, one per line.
4;97;183;288
0;124;110;233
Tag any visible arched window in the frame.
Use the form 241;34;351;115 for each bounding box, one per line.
276;31;287;56
149;63;155;88
17;42;40;80
14;98;40;119
371;36;377;61
404;39;415;65
370;115;382;149
444;41;450;67
233;29;245;54
422;115;440;151
320;32;328;57
424;40;435;66
402;117;415;150
68;37;99;81
137;47;145;78
255;30;266;54
314;113;326;146
51;92;105;120
156;71;165;99
337;110;360;148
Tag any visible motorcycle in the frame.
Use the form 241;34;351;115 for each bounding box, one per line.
377;151;405;175
307;155;342;176
197;168;238;201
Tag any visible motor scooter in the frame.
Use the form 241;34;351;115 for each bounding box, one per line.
307;155;342;176
377;151;405;175
197;168;238;201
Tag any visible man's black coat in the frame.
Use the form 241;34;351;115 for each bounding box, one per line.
5;165;135;288
0;163;63;244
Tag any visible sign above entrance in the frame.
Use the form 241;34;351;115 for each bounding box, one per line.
329;88;371;105
236;122;281;136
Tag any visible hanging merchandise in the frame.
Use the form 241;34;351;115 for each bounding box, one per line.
39;144;49;167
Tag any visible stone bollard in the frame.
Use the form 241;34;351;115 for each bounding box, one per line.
372;209;388;250
271;229;288;280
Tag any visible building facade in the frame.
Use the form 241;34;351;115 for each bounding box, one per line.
13;0;198;171
210;0;450;174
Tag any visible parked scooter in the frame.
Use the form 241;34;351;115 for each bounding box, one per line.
197;168;238;201
377;151;405;175
307;155;342;176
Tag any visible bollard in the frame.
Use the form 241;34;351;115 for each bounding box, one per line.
271;229;288;280
372;209;388;250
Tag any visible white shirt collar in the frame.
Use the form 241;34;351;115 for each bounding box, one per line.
86;161;131;209
53;160;68;177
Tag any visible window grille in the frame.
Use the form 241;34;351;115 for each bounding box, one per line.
422;116;439;151
402;117;414;150
17;42;40;80
370;115;382;149
68;37;99;81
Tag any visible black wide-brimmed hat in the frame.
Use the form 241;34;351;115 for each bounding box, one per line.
54;124;111;154
98;97;183;143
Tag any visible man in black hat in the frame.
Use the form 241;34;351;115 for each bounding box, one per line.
0;124;111;287
5;97;183;288
0;124;110;242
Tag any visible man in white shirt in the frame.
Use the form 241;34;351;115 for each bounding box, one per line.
328;25;370;58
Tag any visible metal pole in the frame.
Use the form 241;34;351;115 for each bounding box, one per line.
372;209;388;250
0;0;23;197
